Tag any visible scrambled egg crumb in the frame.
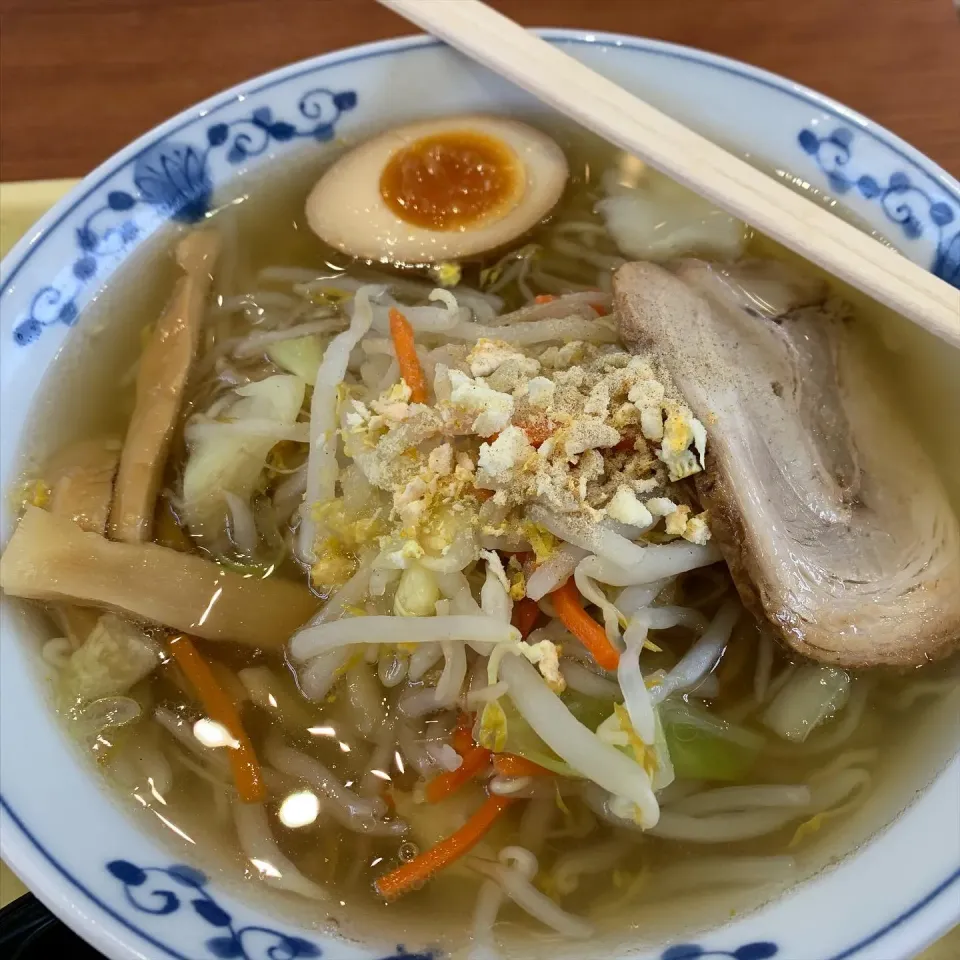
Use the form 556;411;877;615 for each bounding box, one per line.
16;478;51;511
371;380;413;423
427;443;454;476
467;339;539;378
683;511;711;545
480;549;511;594
311;548;358;589
639;406;664;442
658;401;707;481
664;504;692;537
507;556;527;601
523;521;559;562
430;261;462;288
789;813;825;848
478;699;508;752
445;368;515;436
337;336;714;573
487;632;565;693
628;379;666;408
606;486;654;527
561;416;621;459
477;426;536;484
377;538;425;569
522;639;565;693
661;405;693;453
310;499;387;587
646;497;677;518
539;340;590;369
524;376;556;408
657;503;712;544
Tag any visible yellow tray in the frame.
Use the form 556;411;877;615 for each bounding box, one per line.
0;178;78;259
0;178;956;957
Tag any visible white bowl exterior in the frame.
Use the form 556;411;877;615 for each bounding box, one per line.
1;31;958;960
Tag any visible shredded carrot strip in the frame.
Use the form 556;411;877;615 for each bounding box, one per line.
425;745;492;803
518;418;554;447
493;754;554;778
452;712;475;755
551;578;620;671
488;422;553;448
375;794;514;900
167;635;265;803
388;307;428;404
534;294;557;304
588;289;609;316
511;597;541;639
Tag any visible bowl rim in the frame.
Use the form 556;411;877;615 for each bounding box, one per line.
1;27;958;960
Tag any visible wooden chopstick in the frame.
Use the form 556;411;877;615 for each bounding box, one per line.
379;0;960;348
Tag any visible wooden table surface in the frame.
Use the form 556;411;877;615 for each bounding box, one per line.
0;0;958;182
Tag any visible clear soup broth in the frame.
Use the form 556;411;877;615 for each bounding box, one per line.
5;119;959;958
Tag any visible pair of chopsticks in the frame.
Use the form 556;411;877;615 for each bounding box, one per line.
379;0;960;348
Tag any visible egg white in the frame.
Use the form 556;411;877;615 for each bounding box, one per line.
305;115;569;264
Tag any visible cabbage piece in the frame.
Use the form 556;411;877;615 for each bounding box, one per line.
181;374;306;544
62;614;159;703
502;657;659;826
596;169;747;263
491;698;578;777
651;712;675;792
266;336;325;385
762;665;851;742
479;691;615;778
562;690;616;733
661;700;762;782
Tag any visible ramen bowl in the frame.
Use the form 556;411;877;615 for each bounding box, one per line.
1;30;959;960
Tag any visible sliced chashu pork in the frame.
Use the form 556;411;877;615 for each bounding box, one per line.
614;259;960;667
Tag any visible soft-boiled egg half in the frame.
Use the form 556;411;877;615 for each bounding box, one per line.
305;115;569;264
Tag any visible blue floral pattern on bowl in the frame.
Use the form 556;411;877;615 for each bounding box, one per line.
106;859;777;960
660;943;778;960
798;126;960;287
12;87;357;347
106;860;434;960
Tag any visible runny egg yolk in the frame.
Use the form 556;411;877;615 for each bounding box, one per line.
379;131;523;232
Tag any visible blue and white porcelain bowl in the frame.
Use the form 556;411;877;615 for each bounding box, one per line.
1;30;958;960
